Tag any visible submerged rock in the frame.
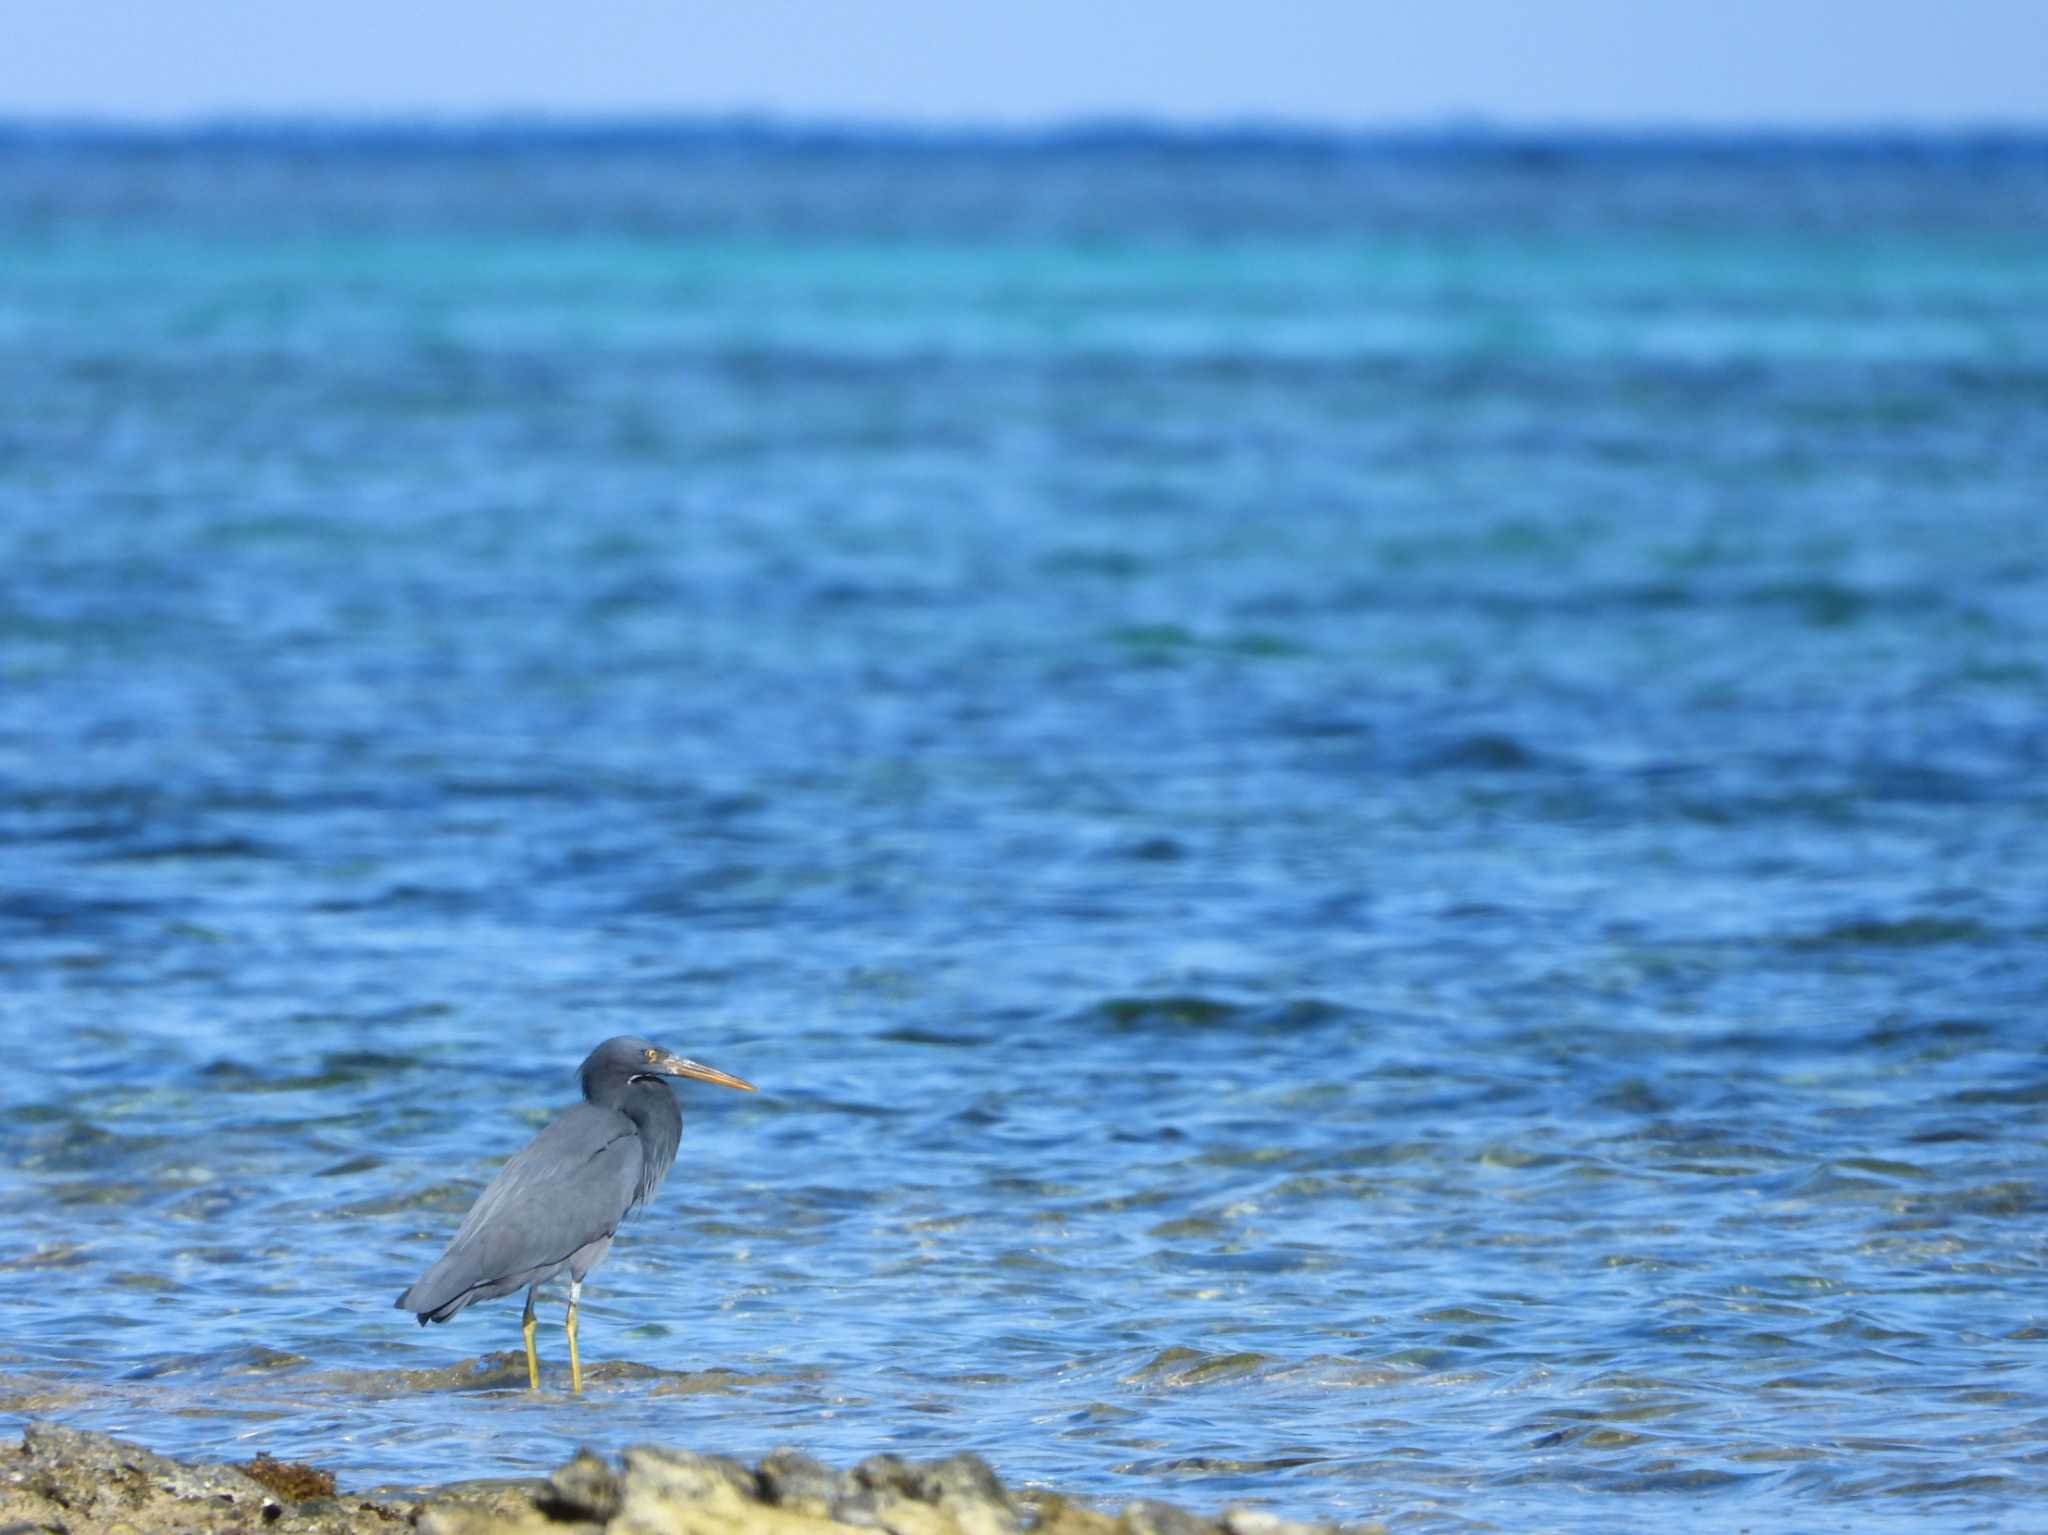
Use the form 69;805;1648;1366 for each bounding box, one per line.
1;1421;1374;1535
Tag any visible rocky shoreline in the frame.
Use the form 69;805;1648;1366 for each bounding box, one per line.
1;1421;1378;1535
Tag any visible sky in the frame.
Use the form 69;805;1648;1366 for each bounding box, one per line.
0;0;2041;129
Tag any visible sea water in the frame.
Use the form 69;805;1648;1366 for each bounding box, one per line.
1;129;2046;1533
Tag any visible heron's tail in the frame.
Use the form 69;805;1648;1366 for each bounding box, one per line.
395;1276;472;1324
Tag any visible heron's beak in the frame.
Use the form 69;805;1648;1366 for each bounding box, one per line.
658;1054;756;1092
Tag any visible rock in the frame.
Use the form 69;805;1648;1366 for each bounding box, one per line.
755;1449;840;1516
541;1450;624;1524
622;1446;758;1506
1021;1492;1121;1535
4;1421;1355;1535
1222;1511;1327;1535
3;1420;283;1533
416;1485;558;1535
1120;1499;1224;1535
821;1450;1020;1535
23;1420;274;1508
1;1421;404;1535
613;1446;762;1535
900;1453;1016;1535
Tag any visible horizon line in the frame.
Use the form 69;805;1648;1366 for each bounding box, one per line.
3;110;2047;150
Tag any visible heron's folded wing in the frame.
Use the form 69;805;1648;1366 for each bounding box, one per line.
399;1104;642;1316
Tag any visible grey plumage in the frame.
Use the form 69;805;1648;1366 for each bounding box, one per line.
393;1034;755;1390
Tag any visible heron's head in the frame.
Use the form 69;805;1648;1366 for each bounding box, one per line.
580;1035;756;1100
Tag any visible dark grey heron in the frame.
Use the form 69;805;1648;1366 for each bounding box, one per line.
394;1035;755;1392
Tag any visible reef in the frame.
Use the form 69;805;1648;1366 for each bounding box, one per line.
0;1420;1377;1535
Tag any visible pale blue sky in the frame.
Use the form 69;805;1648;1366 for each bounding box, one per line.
1;0;2041;127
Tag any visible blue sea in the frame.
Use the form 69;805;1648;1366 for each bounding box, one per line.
2;126;2046;1534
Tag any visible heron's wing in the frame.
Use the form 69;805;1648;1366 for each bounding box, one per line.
396;1103;642;1320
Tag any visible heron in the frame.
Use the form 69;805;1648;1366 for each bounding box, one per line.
395;1035;756;1392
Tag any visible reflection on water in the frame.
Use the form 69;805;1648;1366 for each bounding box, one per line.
2;131;2046;1534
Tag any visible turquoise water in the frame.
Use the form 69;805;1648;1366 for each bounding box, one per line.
2;132;2046;1533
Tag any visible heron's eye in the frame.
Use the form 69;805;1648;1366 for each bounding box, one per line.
643;1048;659;1062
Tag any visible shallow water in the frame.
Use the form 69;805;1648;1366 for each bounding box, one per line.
2;131;2046;1534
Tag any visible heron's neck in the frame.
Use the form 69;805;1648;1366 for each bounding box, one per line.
617;1078;681;1134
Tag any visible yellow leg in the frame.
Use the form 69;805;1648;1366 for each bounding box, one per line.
521;1289;540;1391
566;1279;583;1394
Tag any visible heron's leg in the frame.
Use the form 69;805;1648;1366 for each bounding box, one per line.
566;1279;584;1394
520;1288;540;1391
